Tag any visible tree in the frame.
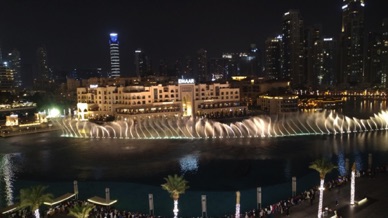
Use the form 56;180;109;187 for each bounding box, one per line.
19;185;53;218
68;202;95;218
309;159;337;218
161;174;189;218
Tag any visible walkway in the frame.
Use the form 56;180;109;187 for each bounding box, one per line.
273;172;388;218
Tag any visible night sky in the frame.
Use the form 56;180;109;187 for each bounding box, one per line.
1;0;387;77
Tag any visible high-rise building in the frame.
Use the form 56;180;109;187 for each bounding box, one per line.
109;33;120;78
239;44;262;77
381;18;388;88
209;58;226;81
222;53;239;79
34;46;53;91
174;57;193;78
134;49;152;78
365;32;382;86
304;25;322;87
0;64;15;92
340;0;365;86
197;48;208;82
7;49;22;89
264;36;283;80
282;10;304;87
314;38;338;88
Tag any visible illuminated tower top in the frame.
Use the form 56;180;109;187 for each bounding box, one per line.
341;0;365;33
109;33;120;78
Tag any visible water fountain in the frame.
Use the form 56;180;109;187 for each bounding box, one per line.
55;110;388;139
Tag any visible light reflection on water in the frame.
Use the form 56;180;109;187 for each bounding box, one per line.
179;154;199;174
1;99;388;216
0;153;20;206
0;129;388;216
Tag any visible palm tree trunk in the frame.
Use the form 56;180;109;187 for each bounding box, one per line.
173;199;179;218
34;208;40;218
350;169;355;205
318;179;324;218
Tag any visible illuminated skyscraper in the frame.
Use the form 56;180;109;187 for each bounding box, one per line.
264;36;283;80
340;0;365;85
34;46;53;91
381;18;388;88
0;64;15;92
282;10;304;87
197;48;208;82
134;49;152;78
304;25;322;87
314;38;338;88
365;32;382;86
109;33;120;78
7;49;22;88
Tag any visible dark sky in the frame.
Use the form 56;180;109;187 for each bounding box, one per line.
1;0;387;77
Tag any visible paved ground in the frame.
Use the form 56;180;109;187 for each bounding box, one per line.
272;172;388;218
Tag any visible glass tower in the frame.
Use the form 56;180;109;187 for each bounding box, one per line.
109;33;120;78
340;0;365;85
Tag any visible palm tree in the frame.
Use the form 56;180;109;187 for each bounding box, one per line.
309;159;337;218
161;174;189;218
19;185;53;218
68;202;95;218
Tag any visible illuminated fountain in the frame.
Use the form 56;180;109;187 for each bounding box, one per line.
55;110;388;139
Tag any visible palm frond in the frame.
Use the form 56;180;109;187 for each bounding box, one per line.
309;158;337;179
161;174;189;200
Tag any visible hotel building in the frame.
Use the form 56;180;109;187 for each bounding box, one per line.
76;79;246;120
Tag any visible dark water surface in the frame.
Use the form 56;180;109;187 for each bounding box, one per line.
0;98;388;217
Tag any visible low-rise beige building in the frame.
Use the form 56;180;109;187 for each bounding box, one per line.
77;79;246;120
257;94;299;115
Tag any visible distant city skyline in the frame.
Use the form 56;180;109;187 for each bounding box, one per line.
1;0;387;78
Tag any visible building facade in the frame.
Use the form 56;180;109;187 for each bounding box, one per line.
7;49;22;89
340;0;365;85
0;64;15;92
282;10;304;88
34;46;53;91
381;18;388;88
109;33;121;78
257;95;299;115
76;80;245;120
264;36;283;80
134;49;152;78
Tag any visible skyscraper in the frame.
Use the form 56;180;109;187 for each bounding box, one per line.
0;64;15;92
109;33;120;78
365;32;382;86
197;48;208;82
134;49;152;78
304;25;322;88
340;0;365;86
34;46;53;91
264;36;283;80
314;38;338;88
381;18;388;88
239;44;262;77
282;10;304;87
7;49;22;89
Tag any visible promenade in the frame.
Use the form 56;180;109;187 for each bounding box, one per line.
0;126;60;137
273;172;388;218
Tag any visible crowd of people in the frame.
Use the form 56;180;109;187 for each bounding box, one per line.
224;164;387;218
3;165;387;218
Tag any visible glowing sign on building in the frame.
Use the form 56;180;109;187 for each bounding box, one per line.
109;33;118;43
178;79;195;84
90;84;98;88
